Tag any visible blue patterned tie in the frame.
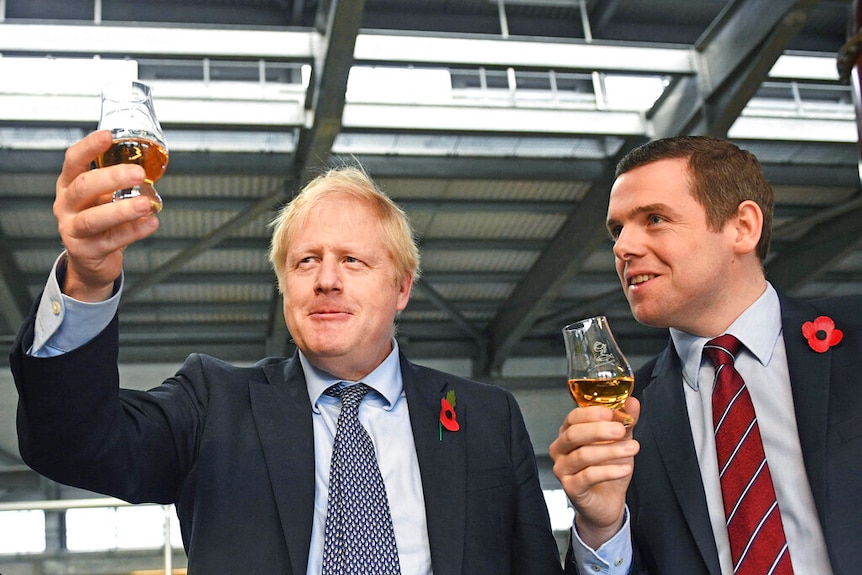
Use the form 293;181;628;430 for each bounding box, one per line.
322;383;401;575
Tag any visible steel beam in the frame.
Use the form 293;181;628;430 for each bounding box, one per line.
767;200;862;293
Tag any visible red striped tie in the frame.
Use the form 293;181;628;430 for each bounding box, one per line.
705;335;793;575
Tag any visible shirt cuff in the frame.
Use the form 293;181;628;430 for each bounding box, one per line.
568;507;632;575
30;252;123;357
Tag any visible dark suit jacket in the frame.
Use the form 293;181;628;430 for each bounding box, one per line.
11;312;567;574
628;292;862;575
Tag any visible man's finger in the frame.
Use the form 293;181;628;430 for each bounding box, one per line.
57;130;114;189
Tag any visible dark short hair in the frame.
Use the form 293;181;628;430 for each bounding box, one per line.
615;136;774;261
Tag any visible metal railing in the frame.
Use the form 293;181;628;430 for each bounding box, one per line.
0;497;178;574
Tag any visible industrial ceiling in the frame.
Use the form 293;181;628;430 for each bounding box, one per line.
0;0;860;569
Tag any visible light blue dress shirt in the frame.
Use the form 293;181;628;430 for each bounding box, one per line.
568;509;631;574
300;349;432;575
673;283;831;575
29;254;121;357
30;255;434;575
569;283;832;575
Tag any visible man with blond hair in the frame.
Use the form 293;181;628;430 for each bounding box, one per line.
11;130;568;574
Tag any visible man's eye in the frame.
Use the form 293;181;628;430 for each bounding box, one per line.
608;226;622;241
648;215;664;225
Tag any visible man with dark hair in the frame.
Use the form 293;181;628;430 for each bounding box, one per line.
550;136;860;574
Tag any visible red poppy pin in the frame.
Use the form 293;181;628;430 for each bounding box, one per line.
439;390;459;440
801;315;843;353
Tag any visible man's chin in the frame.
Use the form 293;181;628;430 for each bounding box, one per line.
629;307;671;329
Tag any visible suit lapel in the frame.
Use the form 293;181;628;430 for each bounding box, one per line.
249;356;315;575
640;345;721;575
401;356;467;575
778;294;831;521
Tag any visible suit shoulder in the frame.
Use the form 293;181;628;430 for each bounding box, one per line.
178;352;246;373
404;360;490;388
807;295;862;320
402;359;513;398
174;353;290;384
632;345;676;399
634;356;660;380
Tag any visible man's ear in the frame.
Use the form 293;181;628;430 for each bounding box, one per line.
396;272;414;311
731;200;763;256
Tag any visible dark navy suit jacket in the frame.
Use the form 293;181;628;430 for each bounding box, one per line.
12;311;568;574
628;293;862;575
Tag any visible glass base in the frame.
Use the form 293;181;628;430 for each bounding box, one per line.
613;408;635;428
112;183;163;213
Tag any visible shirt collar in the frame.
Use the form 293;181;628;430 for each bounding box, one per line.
670;282;782;391
301;339;403;412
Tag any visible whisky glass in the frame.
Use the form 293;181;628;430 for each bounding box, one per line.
563;316;634;426
96;80;168;213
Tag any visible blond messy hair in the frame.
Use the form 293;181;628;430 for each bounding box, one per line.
268;166;421;292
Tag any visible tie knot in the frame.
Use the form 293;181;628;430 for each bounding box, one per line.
326;383;371;411
703;334;742;368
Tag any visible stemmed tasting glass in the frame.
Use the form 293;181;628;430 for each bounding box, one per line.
96;80;168;213
563;315;634;426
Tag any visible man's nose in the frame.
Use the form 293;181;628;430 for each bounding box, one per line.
612;226;642;260
314;258;343;292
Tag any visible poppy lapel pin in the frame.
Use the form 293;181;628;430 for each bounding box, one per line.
801;315;843;353
439;389;459;440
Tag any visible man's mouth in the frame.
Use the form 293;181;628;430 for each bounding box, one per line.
628;274;656;286
310;309;348;316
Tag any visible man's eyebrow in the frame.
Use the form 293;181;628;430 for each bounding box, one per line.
607;203;676;228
